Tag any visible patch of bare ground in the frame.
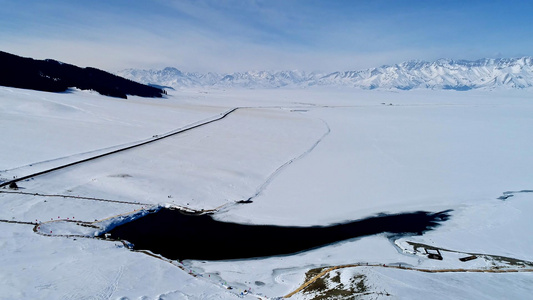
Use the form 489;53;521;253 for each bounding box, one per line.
297;268;388;300
285;240;533;299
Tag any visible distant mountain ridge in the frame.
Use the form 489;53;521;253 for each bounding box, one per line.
0;51;165;99
118;57;533;90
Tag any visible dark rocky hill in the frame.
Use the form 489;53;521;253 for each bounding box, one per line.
0;51;165;99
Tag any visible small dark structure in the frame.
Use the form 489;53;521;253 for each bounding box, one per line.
8;182;18;190
425;248;443;260
236;199;253;204
459;255;477;262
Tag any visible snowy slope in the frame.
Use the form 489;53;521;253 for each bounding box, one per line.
118;68;314;88
118;57;533;90
317;57;533;90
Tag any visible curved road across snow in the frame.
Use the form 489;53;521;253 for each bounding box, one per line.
0;107;239;188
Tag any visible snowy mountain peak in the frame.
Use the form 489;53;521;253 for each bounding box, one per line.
117;57;533;90
161;67;182;75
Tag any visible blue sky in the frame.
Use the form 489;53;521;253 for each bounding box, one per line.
1;0;532;72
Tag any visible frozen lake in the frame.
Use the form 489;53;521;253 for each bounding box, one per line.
105;208;451;260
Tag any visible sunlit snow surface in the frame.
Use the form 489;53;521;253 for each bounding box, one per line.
1;86;532;299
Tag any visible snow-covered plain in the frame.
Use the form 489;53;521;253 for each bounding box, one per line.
1;86;532;299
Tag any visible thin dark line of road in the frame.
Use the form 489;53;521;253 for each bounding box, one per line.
0;108;239;188
0;190;150;205
0;219;38;225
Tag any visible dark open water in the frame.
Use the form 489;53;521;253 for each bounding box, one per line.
105;209;451;260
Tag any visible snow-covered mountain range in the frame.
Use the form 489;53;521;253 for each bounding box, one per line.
118;57;533;90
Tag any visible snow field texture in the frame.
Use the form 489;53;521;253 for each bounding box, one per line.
1;86;532;299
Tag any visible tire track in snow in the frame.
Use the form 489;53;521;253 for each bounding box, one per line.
100;265;124;299
243;117;331;202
